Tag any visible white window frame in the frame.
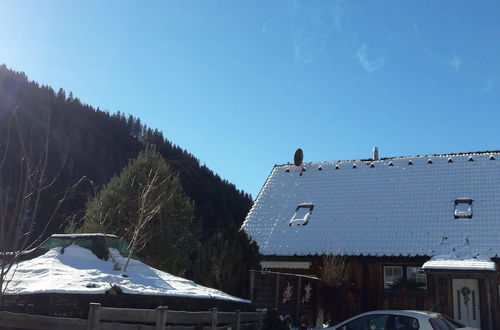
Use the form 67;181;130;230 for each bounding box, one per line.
289;203;314;226
383;266;403;289
407;266;427;289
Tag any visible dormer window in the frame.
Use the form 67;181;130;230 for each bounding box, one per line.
290;203;314;226
454;199;472;219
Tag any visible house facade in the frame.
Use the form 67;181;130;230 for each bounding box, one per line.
242;150;500;329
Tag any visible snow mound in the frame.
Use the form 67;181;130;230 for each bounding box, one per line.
5;244;248;303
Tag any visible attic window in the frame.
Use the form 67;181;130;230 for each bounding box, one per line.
454;199;472;219
290;203;314;226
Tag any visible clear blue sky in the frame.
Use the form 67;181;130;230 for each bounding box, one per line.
1;1;500;198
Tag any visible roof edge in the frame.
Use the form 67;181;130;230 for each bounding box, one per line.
274;149;500;167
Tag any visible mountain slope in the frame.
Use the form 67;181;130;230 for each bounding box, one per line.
0;64;253;239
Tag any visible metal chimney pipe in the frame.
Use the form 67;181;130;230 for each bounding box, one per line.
373;146;379;161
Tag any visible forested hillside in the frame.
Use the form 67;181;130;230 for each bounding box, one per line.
0;64;258;296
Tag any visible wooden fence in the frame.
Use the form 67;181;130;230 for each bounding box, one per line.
0;303;264;330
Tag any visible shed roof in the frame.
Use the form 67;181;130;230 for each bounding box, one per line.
242;151;500;258
5;244;248;303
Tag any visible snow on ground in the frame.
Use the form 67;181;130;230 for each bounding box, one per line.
4;244;248;303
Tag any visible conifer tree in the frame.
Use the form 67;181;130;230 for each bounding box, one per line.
78;149;197;275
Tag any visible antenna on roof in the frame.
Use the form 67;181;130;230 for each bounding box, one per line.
294;148;303;166
373;146;379;161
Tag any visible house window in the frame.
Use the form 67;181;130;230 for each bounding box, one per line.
454;199;472;219
407;266;427;289
383;266;403;289
290;203;314;226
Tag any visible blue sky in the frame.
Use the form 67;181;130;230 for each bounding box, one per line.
1;1;500;197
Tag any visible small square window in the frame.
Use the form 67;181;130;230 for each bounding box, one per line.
383;266;403;289
455;199;472;219
407;266;427;289
290;203;314;226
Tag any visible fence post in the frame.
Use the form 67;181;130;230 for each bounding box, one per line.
210;307;218;330
87;302;101;330
155;306;168;330
235;310;241;330
258;310;264;330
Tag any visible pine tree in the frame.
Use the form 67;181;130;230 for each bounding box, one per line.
77;149;198;275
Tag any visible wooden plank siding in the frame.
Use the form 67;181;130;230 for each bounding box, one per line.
256;257;434;324
257;257;500;328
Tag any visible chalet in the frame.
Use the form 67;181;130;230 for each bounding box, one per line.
242;149;500;329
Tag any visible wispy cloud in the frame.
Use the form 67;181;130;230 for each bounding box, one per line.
386;24;419;41
479;78;493;93
331;2;343;31
356;44;385;72
449;53;463;70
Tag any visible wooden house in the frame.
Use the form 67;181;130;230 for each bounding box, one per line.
242;150;500;329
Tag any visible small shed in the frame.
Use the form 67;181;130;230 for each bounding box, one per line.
1;233;253;318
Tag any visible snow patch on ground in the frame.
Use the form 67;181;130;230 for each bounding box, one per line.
4;244;248;303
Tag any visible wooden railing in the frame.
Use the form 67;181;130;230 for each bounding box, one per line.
0;303;264;330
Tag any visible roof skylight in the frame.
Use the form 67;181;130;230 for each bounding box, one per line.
290;203;314;226
454;199;472;219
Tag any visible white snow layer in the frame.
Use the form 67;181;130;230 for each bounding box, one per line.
4;245;248;303
422;258;496;271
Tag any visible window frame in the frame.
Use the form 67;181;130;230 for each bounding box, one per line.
383;266;403;289
289;203;314;226
407;266;428;289
383;265;428;290
454;199;473;219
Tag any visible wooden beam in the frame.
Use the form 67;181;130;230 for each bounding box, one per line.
234;310;241;330
155;306;168;330
296;277;302;326
274;273;280;308
484;278;493;330
249;270;255;301
87;302;101;330
210;308;217;329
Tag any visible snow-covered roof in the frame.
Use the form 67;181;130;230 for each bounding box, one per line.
242;151;500;258
422;258;496;271
5;244;248;303
50;233;119;239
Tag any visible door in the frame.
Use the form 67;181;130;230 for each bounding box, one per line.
452;278;481;328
